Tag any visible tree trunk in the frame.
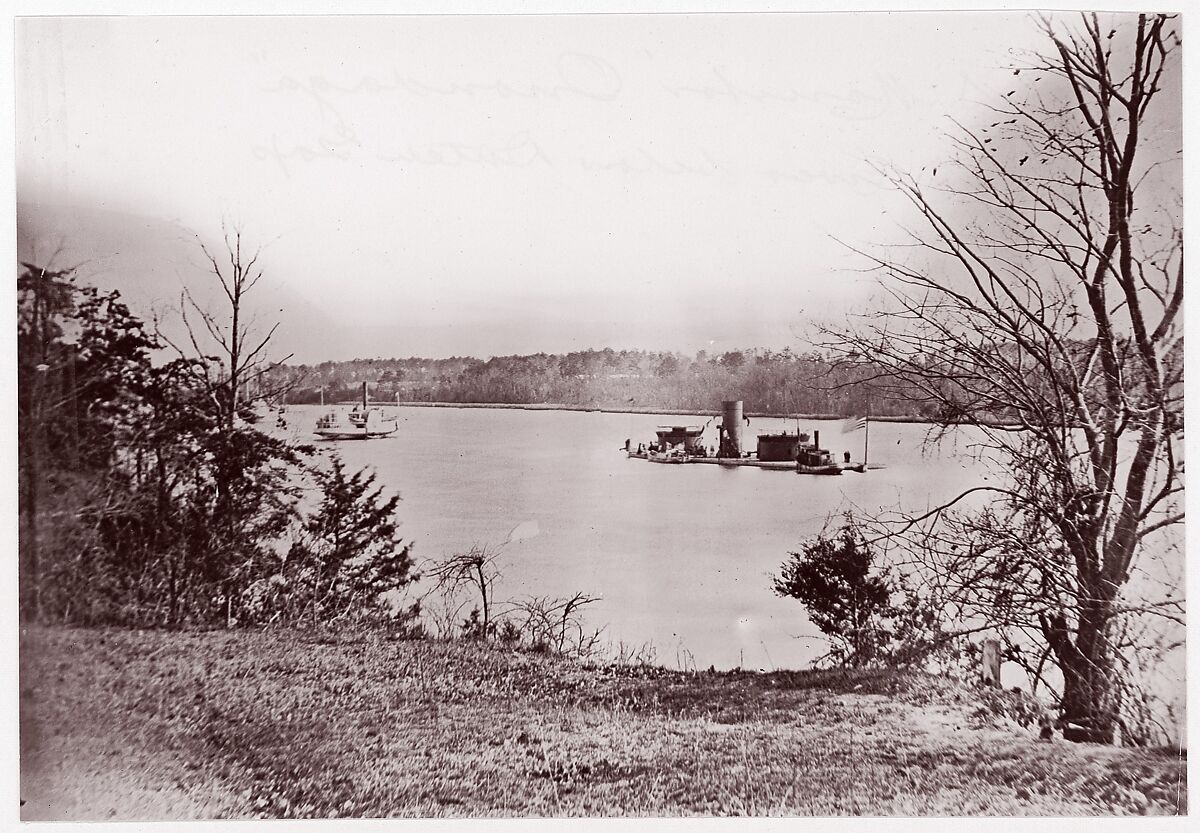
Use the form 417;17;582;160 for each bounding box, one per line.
1046;601;1121;743
1059;652;1120;743
476;562;490;639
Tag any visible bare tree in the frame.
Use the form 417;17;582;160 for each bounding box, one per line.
156;224;304;622
424;544;506;639
161;223;294;429
826;13;1182;742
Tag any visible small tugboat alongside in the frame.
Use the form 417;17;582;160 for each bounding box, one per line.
794;434;845;475
623;400;873;474
314;382;399;440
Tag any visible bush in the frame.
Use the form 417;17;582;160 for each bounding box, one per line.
274;459;417;624
773;519;896;667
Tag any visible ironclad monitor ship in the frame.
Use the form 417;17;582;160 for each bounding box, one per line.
624;400;870;474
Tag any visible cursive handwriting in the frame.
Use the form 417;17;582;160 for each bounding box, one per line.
266;52;622;135
666;66;918;122
377;133;553;170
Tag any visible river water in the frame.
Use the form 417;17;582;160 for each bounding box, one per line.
283;404;996;671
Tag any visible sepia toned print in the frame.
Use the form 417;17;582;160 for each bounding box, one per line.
15;9;1185;819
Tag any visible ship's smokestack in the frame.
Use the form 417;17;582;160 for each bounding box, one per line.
719;400;744;458
814;429;820;450
362;381;369;408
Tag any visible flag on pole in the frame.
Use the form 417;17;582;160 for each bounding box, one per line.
841;416;868;433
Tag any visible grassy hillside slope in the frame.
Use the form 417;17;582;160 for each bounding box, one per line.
19;627;1186;819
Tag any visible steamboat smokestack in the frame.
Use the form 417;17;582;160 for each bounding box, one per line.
362;381;369;408
719;400;744;458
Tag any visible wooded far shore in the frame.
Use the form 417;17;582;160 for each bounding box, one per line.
264;349;922;419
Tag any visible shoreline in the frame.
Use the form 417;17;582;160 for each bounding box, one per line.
325;399;948;425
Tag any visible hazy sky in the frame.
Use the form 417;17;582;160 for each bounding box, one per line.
16;11;1055;360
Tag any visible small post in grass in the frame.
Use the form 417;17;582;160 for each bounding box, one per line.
981;638;1001;688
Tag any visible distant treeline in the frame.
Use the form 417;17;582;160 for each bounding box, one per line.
270;348;933;418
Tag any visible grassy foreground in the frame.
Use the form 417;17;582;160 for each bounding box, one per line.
20;626;1186;819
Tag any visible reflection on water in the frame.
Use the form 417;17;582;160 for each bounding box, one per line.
289;405;990;670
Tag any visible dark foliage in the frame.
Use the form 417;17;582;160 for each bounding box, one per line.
17;261;414;627
279;459;416;623
773;522;895;667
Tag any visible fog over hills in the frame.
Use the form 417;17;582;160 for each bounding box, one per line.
18;198;357;364
20;197;628;364
16;195;831;364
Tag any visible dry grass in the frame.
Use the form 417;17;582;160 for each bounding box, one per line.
19;626;1186;819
